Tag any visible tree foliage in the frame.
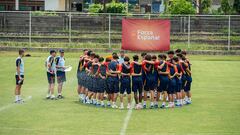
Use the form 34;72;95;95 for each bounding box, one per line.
220;0;232;14
167;0;196;14
233;0;240;14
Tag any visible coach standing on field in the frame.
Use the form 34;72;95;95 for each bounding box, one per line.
46;50;57;100
15;49;25;103
56;49;66;99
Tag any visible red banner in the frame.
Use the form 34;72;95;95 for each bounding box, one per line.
122;19;170;51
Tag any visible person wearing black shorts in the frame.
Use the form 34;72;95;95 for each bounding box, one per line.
56;49;66;99
46;50;57;100
15;49;25;103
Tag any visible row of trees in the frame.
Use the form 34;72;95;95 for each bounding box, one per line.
88;0;240;15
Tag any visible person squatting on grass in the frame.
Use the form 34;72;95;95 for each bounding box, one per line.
77;49;193;109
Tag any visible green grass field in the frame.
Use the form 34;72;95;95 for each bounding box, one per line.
0;51;240;135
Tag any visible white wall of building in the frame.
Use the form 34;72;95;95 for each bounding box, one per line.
45;0;66;11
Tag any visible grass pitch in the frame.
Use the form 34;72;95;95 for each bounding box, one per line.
0;52;240;135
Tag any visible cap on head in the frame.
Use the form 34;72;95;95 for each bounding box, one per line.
59;49;64;53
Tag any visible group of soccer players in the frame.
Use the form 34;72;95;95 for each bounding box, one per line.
77;49;192;109
14;48;192;109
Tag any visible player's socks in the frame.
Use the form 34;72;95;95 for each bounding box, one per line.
154;102;158;108
160;102;166;108
101;101;105;107
112;102;118;108
150;102;154;109
160;95;163;101
138;103;143;109
127;103;131;109
120;102;124;109
15;95;19;101
107;101;111;107
93;99;97;105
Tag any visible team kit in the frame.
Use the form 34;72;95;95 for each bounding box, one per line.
15;49;192;109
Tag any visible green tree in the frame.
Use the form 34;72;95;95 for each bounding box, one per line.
221;0;232;14
167;0;196;14
201;0;212;14
233;0;240;14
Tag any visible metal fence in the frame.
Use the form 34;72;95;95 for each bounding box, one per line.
0;11;240;51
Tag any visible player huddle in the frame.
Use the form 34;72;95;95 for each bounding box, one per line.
77;49;192;109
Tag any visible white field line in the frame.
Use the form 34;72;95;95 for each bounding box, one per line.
0;96;32;112
120;101;135;135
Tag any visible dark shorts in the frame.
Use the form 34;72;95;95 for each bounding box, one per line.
120;76;131;94
98;77;107;93
132;76;143;94
145;75;155;91
47;72;55;84
176;78;182;93
184;75;192;92
87;76;94;92
77;71;83;85
107;76;119;94
15;75;24;85
57;71;66;83
92;77;98;93
158;76;169;92
167;78;177;94
181;74;187;90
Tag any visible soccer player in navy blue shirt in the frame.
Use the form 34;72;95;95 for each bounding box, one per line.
15;49;25;103
107;54;121;108
119;56;132;109
131;55;143;109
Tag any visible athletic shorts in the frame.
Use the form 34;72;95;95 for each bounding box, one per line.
107;76;119;94
145;75;155;91
176;78;182;93
132;76;143;93
92;77;98;93
88;75;94;92
47;72;55;84
181;74;187;90
57;71;66;83
98;77;107;93
15;75;24;85
120;76;131;94
81;71;87;87
77;71;82;85
184;75;192;92
167;78;177;94
157;76;169;92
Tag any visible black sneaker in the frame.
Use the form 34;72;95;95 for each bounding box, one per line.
57;95;64;99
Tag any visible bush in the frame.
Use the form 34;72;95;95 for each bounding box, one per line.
89;4;103;13
106;1;127;13
167;0;196;14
